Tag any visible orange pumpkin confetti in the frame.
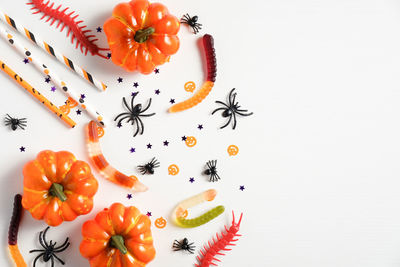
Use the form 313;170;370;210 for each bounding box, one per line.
168;164;179;175
184;81;196;93
227;145;239;156
185;136;197;147
154;217;167;228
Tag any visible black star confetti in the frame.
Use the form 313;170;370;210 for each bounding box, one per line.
76;109;82;115
163;140;169;146
155;89;160;95
170;99;175;104
239;185;245;191
50;86;56;92
198;124;203;130
107;53;112;59
45;77;51;83
117;77;123;83
23;58;29;64
133;82;139;88
146;212;152;217
154;68;159;74
19;146;25;152
181;136;187;141
96;27;102;32
131;91;138;97
130;147;136;153
117;123;122;128
80;94;86;99
127;194;132;199
147;143;152;149
189;177;195;183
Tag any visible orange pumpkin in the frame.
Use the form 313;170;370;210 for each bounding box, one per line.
22;150;98;226
80;203;156;266
104;0;180;74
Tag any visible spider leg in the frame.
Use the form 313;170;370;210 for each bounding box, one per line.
211;107;227;116
130;93;138;112
33;253;44;267
232;112;237;130
215;173;221;181
116;115;131;126
132;118;140;137
141;98;152;113
123;97;133;113
206;161;212;170
228;88;236;106
40;228;50;248
137;117;145;135
215;101;231;109
53;238;70;251
29;249;45;253
51;255;55;267
53;253;66;265
114;112;131;122
236;110;253;116
232;93;237;107
220;114;232;129
138;166;146;175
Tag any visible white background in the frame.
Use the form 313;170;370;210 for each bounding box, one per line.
1;0;400;266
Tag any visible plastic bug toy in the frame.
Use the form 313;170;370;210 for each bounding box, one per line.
138;157;160;175
195;211;243;267
181;14;202;34
212;88;253;130
114;94;155;137
204;160;220;182
30;226;70;267
27;0;109;58
173;238;195;254
5;114;27;130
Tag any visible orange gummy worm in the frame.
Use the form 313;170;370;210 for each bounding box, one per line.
169;81;214;112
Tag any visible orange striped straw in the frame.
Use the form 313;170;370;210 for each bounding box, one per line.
0;59;76;128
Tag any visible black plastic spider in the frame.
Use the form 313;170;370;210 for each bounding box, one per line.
29;227;70;267
212;88;253;130
114;94;155;137
204;160;220;182
138;157;160;175
180;13;202;34
173;238;195;254
5;114;27;130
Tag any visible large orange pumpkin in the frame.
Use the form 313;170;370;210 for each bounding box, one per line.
22;150;98;226
103;0;180;74
80;203;156;266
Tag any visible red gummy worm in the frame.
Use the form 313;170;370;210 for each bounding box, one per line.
195;211;243;267
8;194;23;246
27;0;109;58
203;34;217;82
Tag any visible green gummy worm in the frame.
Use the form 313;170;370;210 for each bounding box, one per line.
176;205;225;228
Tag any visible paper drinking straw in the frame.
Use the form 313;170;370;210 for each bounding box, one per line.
0;26;106;127
0;9;107;92
0;59;76;128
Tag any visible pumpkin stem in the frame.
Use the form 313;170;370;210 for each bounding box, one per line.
110;235;128;254
134;27;155;43
49;183;67;202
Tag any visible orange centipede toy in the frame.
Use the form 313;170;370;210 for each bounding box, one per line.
86;121;147;192
169;34;216;112
8;194;27;267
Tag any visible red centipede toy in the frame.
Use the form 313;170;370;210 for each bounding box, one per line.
8;194;27;267
86;121;148;192
27;0;109;58
169;34;217;112
195;211;243;267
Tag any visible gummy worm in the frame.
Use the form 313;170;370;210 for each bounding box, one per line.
196;211;243;267
8;194;27;267
169;34;216;112
86;121;147;191
173;189;224;228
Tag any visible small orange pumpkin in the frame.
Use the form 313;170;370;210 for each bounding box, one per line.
80;203;156;266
